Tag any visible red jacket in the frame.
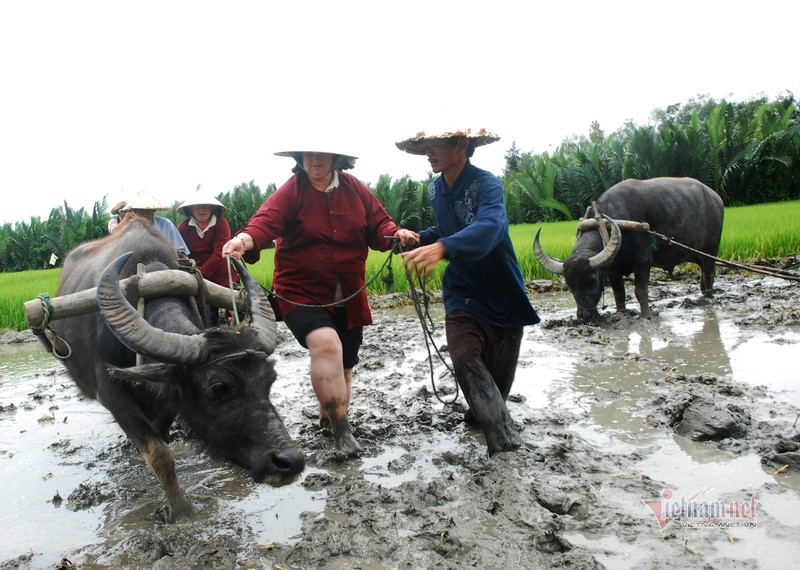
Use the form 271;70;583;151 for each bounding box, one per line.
241;171;400;328
178;216;238;287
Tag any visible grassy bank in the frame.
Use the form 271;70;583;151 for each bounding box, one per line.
2;201;799;331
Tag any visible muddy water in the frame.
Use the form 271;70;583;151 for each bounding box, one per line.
2;276;800;569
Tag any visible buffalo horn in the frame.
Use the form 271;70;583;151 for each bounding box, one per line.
587;215;622;269
231;257;277;354
97;252;208;364
533;228;565;275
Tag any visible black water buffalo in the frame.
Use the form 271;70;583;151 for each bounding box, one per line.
42;220;304;521
534;177;724;321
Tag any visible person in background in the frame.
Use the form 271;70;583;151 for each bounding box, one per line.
177;190;238;288
221;144;416;455
111;190;190;255
107;201;125;233
395;127;540;456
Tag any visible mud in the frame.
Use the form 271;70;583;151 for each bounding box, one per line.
1;262;800;569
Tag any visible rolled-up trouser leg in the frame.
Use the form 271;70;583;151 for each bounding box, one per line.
446;311;522;455
485;326;524;401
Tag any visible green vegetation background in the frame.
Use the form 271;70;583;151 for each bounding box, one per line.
3;200;798;331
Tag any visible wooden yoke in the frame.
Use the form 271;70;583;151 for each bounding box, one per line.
577;217;651;234
24;269;249;333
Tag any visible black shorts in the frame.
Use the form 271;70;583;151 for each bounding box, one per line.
283;306;363;369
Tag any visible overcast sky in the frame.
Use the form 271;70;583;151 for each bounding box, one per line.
1;0;796;224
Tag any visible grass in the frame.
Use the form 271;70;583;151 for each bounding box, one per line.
2;200;799;331
0;268;63;331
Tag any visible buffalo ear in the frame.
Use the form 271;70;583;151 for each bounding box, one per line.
107;363;177;387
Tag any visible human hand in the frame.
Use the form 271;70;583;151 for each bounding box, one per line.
401;241;445;278
393;229;420;248
222;237;244;259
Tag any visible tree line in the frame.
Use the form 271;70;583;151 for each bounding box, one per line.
1;92;797;273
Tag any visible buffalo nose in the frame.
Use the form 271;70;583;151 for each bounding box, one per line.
273;447;305;475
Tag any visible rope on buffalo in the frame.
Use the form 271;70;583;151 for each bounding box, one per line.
225;256;242;326
585;212;800;283
648;230;800;283
32;293;72;359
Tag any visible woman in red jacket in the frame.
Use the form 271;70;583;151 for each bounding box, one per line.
178;191;239;324
222;146;415;455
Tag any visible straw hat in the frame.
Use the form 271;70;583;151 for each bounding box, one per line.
118;190;169;212
395;127;500;155
110;200;128;215
177;191;227;216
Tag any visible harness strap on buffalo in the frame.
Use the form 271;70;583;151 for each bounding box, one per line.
32;293;72;359
581;216;800;283
648;229;800;282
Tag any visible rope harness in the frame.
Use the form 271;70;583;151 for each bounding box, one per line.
586;203;800;283
200;349;269;368
647;229;800;282
34;292;72;359
397;242;459;405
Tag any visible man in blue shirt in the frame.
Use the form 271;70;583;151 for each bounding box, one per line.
396;127;540;455
111;190;190;255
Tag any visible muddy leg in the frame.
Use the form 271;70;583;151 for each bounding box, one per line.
144;438;194;522
700;258;716;297
447;312;521;455
632;267;652;317
456;363;521;455
97;380;193;522
307;328;362;455
608;272;628;313
487;327;524;401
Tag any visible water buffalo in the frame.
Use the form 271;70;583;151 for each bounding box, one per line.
42;220;304;521
534;177;724;321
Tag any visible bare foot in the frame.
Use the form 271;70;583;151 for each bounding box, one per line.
331;416;363;456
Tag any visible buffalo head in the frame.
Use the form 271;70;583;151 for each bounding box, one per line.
534;215;622;322
97;252;305;486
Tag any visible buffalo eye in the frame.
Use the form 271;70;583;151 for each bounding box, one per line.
209;382;235;399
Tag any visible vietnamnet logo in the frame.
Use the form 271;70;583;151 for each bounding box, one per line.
644;488;758;530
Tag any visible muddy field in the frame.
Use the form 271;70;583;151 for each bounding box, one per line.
1;262;800;569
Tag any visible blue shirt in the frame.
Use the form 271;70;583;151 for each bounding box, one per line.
154;217;190;255
419;162;539;327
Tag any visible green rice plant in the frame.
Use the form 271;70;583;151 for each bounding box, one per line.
0;268;62;331
511;221;580;282
719;201;800;260
246;254;275;289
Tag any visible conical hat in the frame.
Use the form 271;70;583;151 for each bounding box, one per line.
177;191;227;216
119;190;169;212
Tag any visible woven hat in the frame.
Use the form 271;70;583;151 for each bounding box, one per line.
110;200;128;215
395;127;500;155
177;191;227;216
119;190;169;212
